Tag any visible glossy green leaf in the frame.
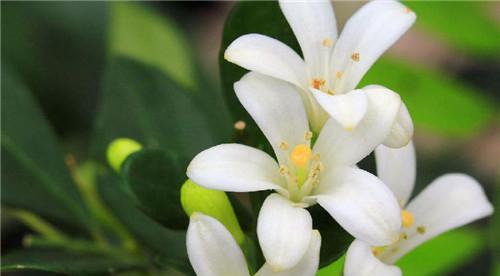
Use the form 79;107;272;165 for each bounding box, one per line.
1;247;145;274
1;67;89;230
407;1;500;57
109;2;197;90
97;172;190;270
360;58;496;137
398;228;486;276
121;149;187;229
91;57;217;166
219;1;300;129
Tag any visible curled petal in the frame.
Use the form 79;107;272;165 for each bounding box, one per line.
257;194;313;271
344;240;402;276
187;213;250;276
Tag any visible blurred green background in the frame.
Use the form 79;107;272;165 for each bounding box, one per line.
1;1;499;275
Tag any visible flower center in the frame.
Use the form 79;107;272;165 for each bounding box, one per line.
279;140;323;203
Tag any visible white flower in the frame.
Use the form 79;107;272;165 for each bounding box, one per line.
187;212;321;276
344;142;494;276
225;0;416;147
187;72;403;271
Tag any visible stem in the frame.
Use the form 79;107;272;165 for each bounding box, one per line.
7;209;67;242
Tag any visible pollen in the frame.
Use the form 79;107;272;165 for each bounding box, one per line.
372;247;384;256
417;226;426;234
351;52;360;62
290;144;312;168
401;209;414;228
335;71;343;79
279;165;289;176
399;232;408;240
233;120;246;130
279;141;289;150
312;78;325;89
304;131;313;141
322;38;333;48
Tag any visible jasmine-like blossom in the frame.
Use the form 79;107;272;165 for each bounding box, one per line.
187;213;321;276
187;72;405;271
344;142;494;276
225;0;415;147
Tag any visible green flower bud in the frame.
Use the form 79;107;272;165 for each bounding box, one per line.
106;138;142;172
181;179;245;245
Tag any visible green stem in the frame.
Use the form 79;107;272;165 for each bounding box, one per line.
7;209;67;241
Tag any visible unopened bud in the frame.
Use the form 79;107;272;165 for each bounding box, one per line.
181;179;245;245
106;138;142;172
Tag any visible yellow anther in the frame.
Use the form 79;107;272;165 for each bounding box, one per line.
304;131;313;141
372;247;384;256
234;120;246;130
312;78;325;89
351;52;360;62
327;89;335;95
322;38;333;48
279;141;289;151
401;210;414;228
399;232;408;240
417;226;426;234
290;144;312;168
404;7;412;13
279;165;289;176
335;71;343;79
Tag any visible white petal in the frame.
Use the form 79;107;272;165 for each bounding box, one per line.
279;0;337;79
257;194;313;271
383;102;414;148
314;86;401;168
380;174;494;264
187;143;286;193
375;142;416;206
311;89;368;130
187;213;250;276
225;34;307;88
314;166;401;246
235;72;310;165
330;0;416;93
344;240;402;276
255;230;321;276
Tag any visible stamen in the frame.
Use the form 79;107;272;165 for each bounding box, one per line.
304;131;313;141
351;52;360;62
335;71;343;79
290;144;312;168
372;247;384;256
233;120;246;130
416;226;426;234
404;7;412;13
327;89;335;95
399;232;408;240
312;78;325;89
401;210;414;228
279;141;289;151
322;38;333;48
279;165;289;176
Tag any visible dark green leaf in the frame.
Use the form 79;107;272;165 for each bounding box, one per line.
97;172;190;270
360;58;496;137
121;149;188;229
109;2;197;90
219;1;300;133
1;247;145;275
1;67;90;230
91;57;218;166
406;1;500;57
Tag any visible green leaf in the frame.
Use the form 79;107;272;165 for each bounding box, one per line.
317;255;344;276
121;149;188;229
91;57;217;165
360;58;496;137
1;247;145;275
109;2;197;90
97;172;189;270
398;228;486;276
1;67;90;230
406;1;500;57
219;1;300;129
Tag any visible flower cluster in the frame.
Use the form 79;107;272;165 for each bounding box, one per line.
185;1;493;275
